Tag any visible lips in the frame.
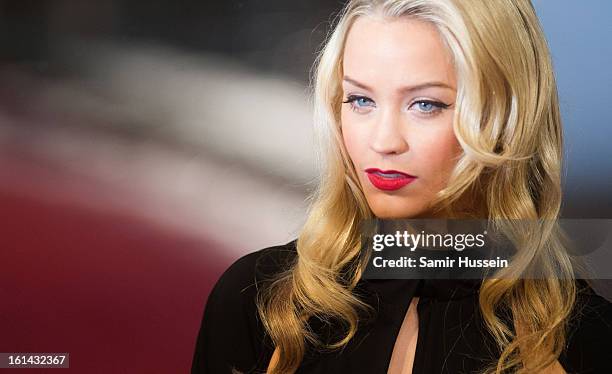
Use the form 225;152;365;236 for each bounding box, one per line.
365;168;416;191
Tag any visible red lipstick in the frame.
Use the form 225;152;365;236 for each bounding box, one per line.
365;168;416;191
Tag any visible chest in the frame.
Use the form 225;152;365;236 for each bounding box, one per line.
387;297;419;374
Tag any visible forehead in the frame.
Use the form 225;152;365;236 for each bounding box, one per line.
342;15;456;89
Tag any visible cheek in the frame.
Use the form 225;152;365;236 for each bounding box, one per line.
413;125;461;183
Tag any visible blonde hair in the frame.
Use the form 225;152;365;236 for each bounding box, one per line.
257;0;576;373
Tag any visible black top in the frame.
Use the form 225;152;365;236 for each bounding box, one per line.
192;239;612;373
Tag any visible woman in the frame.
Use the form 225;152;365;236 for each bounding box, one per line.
192;0;612;373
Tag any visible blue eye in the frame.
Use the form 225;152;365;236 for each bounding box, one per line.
417;101;434;112
355;97;373;107
343;95;375;111
342;96;450;116
411;100;450;115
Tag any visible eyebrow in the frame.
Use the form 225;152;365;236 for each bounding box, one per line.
342;75;455;93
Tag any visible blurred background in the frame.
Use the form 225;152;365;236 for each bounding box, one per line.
0;0;610;373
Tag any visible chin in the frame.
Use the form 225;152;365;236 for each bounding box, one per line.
369;205;427;219
365;193;430;219
374;212;419;219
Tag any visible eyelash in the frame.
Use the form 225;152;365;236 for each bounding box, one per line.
342;95;450;116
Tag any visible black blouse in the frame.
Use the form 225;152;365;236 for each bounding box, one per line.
192;239;612;373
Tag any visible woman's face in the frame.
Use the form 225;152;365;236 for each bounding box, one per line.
341;16;461;219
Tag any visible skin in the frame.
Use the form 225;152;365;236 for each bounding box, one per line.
340;16;458;373
267;14;566;374
340;15;461;219
338;16;567;374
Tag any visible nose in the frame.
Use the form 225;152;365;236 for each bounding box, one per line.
369;108;409;155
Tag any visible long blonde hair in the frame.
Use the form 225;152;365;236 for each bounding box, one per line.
257;1;576;373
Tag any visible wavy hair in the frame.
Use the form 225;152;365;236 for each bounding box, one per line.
257;0;576;373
